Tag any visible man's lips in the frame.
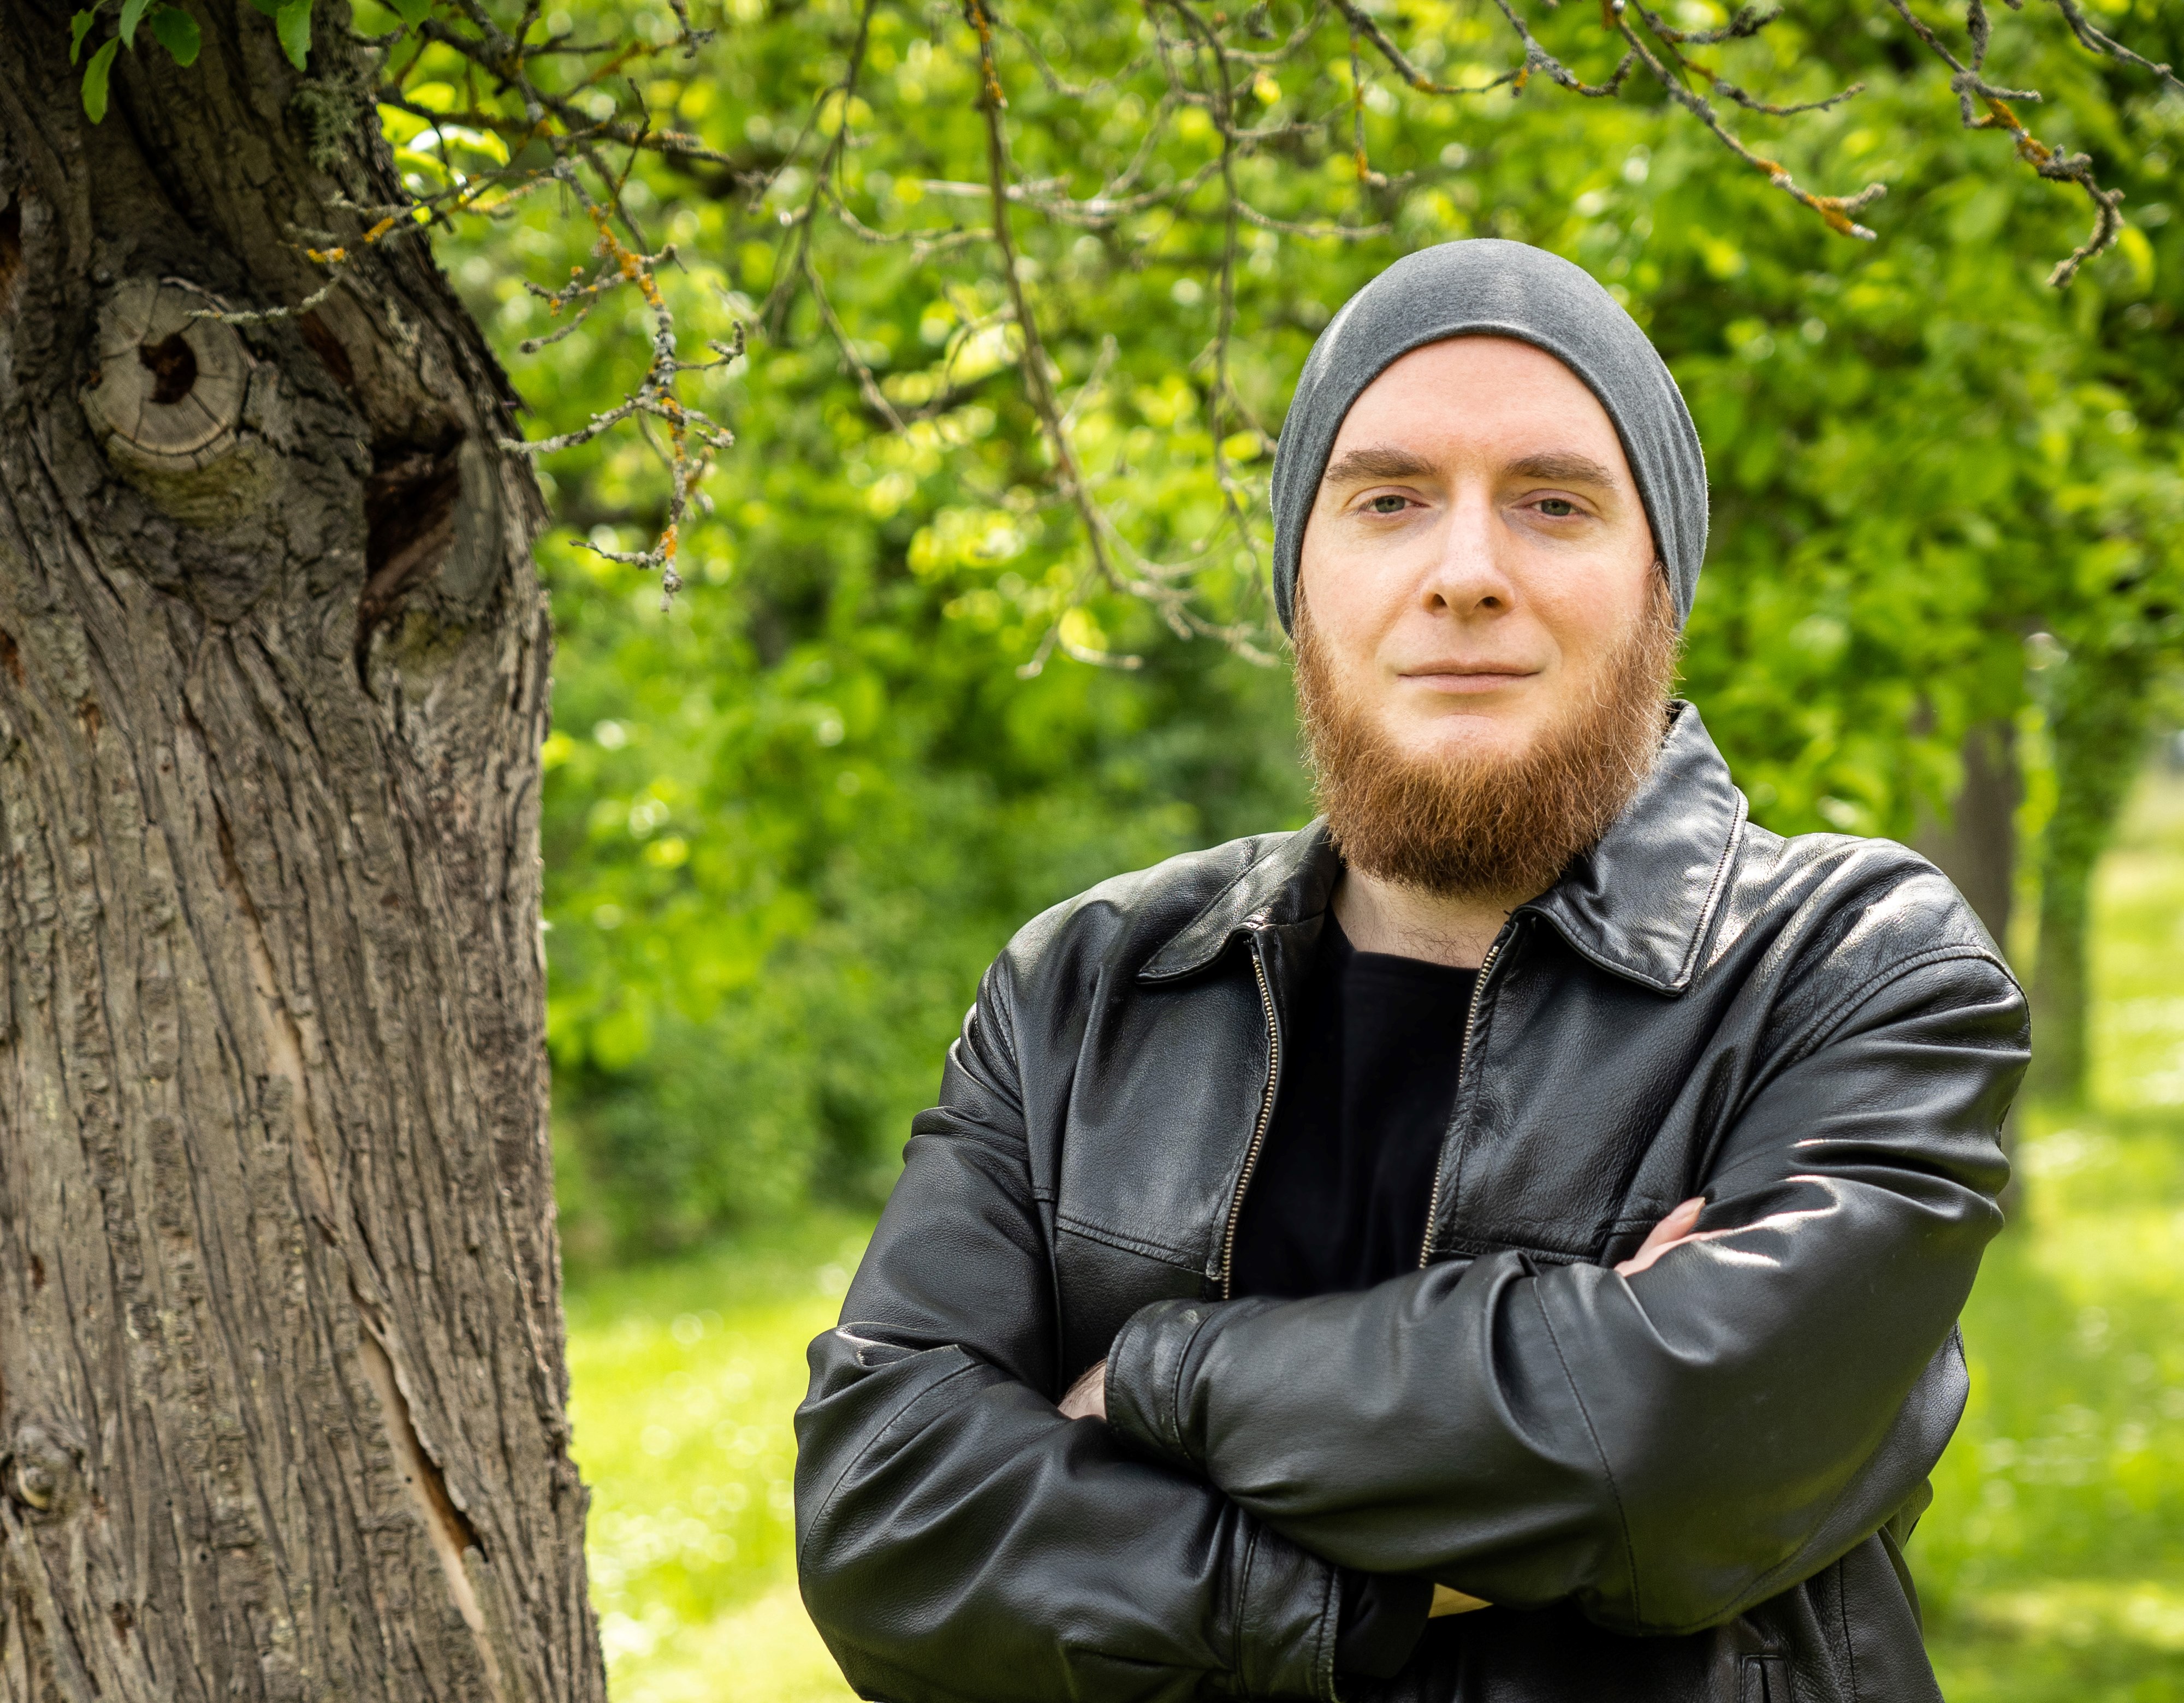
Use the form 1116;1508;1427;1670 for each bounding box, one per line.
1395;666;1540;695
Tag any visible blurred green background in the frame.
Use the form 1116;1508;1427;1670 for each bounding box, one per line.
375;0;2184;1692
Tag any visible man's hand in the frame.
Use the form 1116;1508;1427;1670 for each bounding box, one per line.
1059;1358;1107;1421
1615;1195;1711;1277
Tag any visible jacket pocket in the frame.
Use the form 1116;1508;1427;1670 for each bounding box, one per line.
1741;1653;1789;1703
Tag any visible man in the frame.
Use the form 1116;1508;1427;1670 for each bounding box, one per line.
796;240;2027;1702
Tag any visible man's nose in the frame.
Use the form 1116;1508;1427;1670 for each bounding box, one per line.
1416;486;1514;618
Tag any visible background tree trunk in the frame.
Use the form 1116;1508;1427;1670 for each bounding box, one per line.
1917;719;2022;960
0;3;604;1699
1916;716;2026;1210
2027;650;2156;1106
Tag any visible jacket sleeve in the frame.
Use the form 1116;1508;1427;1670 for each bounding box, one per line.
1103;948;2026;1637
794;957;1345;1703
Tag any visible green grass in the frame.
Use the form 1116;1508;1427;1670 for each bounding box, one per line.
1921;768;2184;1703
565;770;2184;1701
565;1213;870;1702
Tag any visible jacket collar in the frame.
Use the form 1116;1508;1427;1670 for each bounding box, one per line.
1137;701;1746;994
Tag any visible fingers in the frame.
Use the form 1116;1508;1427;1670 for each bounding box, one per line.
1429;1585;1492;1617
1057;1358;1108;1421
1613;1195;1707;1278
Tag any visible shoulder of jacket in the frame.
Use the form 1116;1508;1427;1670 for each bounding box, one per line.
992;829;1300;992
1713;823;2017;996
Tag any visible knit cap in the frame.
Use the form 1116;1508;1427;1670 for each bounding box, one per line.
1268;239;1708;632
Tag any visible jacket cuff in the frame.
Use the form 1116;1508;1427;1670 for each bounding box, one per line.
1104;1296;1217;1470
1107;1298;1342;1700
1218;1523;1344;1701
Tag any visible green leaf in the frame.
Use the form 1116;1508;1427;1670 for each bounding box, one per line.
148;3;199;64
81;36;119;121
274;0;310;68
70;8;99;63
244;0;279;18
118;0;151;48
386;0;430;24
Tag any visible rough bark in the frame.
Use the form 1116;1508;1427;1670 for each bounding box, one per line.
2027;651;2155;1106
0;3;604;1699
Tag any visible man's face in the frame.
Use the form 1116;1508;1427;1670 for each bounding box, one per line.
1296;335;1661;769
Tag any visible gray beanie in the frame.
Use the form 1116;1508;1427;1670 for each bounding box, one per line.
1268;239;1708;633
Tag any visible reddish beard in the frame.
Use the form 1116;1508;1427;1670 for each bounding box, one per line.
1293;577;1682;901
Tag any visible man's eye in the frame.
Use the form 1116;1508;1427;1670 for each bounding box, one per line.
1536;497;1577;517
1366;495;1410;514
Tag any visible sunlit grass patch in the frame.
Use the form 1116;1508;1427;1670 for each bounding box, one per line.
1960;1580;2184;1653
585;1581;852;1703
1922;1116;2184;1592
566;1212;867;1702
1930;1591;2184;1703
1922;768;2184;1701
2091;769;2184;1111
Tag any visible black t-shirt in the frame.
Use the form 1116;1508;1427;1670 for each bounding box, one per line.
1230;913;1478;1299
1227;911;1478;1678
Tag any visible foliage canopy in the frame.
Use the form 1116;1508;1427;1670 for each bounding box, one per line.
215;0;2184;1254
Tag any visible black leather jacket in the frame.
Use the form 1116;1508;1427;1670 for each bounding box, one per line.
796;704;2028;1703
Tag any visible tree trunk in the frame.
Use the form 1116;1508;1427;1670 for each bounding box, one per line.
1915;716;2025;1211
2027;650;2155;1106
1916;719;2021;961
0;4;604;1700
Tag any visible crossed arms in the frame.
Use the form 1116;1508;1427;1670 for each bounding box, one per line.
1054;1196;1710;1623
794;947;2024;1703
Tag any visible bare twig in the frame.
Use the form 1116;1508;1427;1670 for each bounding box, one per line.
760;0;881;339
500;165;740;602
2045;0;2181;96
964;0;1158;668
1880;0;2132;283
1616;10;1888;238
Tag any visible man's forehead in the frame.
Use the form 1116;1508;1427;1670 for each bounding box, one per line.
1326;336;1618;446
1320;443;1625;488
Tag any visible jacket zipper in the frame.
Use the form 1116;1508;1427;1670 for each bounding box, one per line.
1419;925;1511;1269
1218;931;1281;1301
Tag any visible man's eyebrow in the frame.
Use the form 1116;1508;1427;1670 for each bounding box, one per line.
1321;446;1435;485
1508;450;1621;487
